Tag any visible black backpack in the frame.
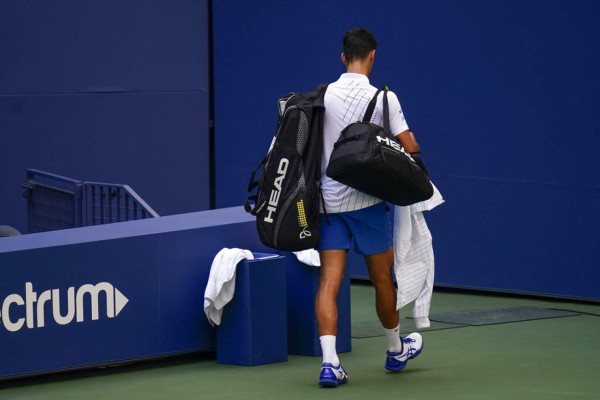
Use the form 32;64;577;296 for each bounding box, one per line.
244;84;328;252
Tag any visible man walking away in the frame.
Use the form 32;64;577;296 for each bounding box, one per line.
316;27;425;387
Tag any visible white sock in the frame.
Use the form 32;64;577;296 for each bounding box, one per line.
384;324;403;353
319;335;340;366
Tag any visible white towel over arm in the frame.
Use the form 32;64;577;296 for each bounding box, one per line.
203;248;254;326
394;182;444;329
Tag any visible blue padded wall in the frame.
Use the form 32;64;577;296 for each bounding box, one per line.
0;1;210;232
0;207;272;378
213;1;600;300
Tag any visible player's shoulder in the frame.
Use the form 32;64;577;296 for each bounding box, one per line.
383;89;403;111
385;87;400;101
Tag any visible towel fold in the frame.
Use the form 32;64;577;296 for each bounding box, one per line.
203;248;254;326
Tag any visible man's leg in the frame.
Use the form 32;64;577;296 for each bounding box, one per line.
365;247;404;354
365;247;398;329
366;246;425;371
316;249;347;336
315;249;349;385
316;249;347;341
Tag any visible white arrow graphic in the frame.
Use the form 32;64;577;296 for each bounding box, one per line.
115;288;129;316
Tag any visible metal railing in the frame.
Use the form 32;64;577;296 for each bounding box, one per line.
83;182;159;226
23;169;159;233
23;169;84;233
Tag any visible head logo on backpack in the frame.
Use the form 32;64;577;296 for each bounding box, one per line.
244;84;328;252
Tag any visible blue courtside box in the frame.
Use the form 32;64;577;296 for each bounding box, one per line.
217;253;287;366
283;253;351;356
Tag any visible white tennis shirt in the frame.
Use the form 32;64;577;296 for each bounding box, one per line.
321;73;409;213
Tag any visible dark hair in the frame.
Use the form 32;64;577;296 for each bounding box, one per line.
343;27;377;63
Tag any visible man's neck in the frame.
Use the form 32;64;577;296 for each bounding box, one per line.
346;61;371;77
346;64;370;77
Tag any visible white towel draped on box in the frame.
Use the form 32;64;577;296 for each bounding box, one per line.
203;248;254;326
394;182;444;329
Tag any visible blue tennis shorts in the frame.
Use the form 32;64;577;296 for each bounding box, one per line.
316;202;392;256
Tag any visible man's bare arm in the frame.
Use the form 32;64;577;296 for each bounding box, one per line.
395;130;420;154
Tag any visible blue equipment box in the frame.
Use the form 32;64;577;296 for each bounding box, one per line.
217;253;287;366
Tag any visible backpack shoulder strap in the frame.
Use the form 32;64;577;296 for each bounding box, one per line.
312;83;328;108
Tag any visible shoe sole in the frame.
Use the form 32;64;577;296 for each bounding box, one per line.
385;362;407;372
319;378;347;387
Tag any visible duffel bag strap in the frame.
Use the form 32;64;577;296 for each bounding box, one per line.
362;88;383;123
362;86;392;136
381;86;391;136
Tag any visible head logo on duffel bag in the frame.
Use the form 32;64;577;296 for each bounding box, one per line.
375;135;416;163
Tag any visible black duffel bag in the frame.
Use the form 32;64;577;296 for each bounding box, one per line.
326;87;433;206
